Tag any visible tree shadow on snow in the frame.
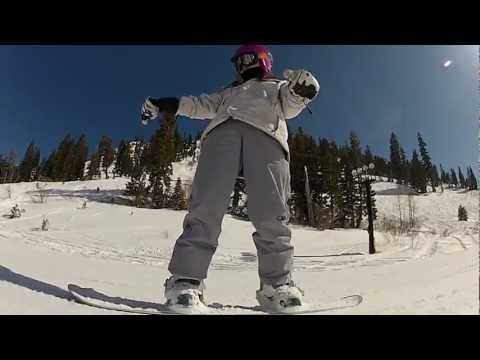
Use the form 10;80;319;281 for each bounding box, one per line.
26;188;133;207
374;186;417;196
0;265;75;302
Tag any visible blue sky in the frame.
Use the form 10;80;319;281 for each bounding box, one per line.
0;45;477;174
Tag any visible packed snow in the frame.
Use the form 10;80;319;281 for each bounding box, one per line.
0;161;478;314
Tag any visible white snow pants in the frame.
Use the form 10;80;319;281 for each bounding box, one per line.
168;119;293;286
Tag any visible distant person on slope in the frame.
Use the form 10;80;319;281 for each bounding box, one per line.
10;204;21;219
41;217;49;231
141;45;319;311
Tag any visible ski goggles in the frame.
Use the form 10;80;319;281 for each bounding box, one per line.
234;52;272;72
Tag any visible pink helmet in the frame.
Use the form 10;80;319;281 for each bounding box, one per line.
231;44;273;75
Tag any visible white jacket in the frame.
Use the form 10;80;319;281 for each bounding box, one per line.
176;76;315;160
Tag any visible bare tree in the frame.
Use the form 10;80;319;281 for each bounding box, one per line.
407;193;417;229
407;194;417;248
379;193;420;245
396;194;404;231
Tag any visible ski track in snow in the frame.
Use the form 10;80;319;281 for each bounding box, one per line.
0;174;478;314
0;204;474;272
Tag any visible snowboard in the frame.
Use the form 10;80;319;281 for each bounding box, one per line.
68;284;362;315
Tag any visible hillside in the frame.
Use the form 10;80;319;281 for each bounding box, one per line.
0;160;477;314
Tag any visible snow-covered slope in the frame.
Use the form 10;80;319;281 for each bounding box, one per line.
0;164;478;314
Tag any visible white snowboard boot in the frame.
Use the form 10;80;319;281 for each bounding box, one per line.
256;281;304;312
164;276;206;308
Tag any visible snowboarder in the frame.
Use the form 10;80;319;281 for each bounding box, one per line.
141;45;319;311
82;200;87;209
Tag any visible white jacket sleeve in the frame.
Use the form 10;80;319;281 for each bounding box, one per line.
278;82;308;120
177;91;224;120
279;70;320;119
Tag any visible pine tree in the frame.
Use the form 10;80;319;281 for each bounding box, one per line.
346;134;364;228
330;142;342;225
171;178;187;210
440;164;447;188
440;164;447;192
457;167;466;188
417;132;435;192
0;155;6;184
349;132;362;170
53;134;75;181
40;151;56;180
38;158;47;180
467;166;478;190
114;139;125;177
403;159;411;188
173;126;184;161
337;166;352;227
87;151;101;180
364;145;374;167
73;135;88;180
98;136;115;179
313;139;339;228
125;139;149;207
114;140;133;177
445;171;451;188
439;164;446;183
63;144;77;181
7;151;19;183
145;113;178;209
0;151;18;184
230;177;247;218
389;133;402;184
473;168;478;190
458;205;468;221
431;164;440;190
399;147;407;185
373;156;389;180
33;145;41;181
450;168;458;188
185;134;194;157
148;121;175;208
289;127;308;224
353;169;365;228
334;147;361;228
410;150;427;193
19;141;40;182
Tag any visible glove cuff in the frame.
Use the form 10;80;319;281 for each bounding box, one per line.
151;97;180;114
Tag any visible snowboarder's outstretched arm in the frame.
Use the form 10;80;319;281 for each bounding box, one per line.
279;69;320;119
176;92;224;120
141;91;224;124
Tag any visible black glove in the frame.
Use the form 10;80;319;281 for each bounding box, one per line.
141;97;180;124
283;69;320;101
149;97;179;113
292;81;318;100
